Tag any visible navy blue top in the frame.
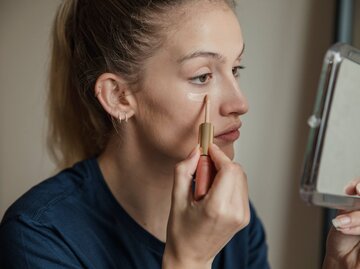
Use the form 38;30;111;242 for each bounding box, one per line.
0;158;270;268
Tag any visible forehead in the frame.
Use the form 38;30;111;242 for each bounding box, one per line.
163;2;243;60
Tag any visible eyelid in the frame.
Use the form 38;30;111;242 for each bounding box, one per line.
233;65;246;77
189;73;212;85
188;64;246;85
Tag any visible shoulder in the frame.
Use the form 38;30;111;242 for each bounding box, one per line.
0;158;100;268
248;202;265;235
246;202;270;268
0;211;84;268
1;158;97;226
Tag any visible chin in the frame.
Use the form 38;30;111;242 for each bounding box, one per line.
220;143;235;160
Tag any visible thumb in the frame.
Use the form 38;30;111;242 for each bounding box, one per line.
172;145;200;205
344;177;360;195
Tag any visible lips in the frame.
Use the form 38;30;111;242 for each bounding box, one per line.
214;122;242;142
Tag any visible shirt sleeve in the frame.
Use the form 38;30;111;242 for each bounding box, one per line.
0;215;84;269
247;203;271;269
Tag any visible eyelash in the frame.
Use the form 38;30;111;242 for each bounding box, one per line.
190;73;213;85
232;65;246;77
190;65;246;85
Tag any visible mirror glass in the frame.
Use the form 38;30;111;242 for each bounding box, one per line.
300;43;360;209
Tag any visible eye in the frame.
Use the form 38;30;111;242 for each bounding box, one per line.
190;73;212;85
232;65;246;77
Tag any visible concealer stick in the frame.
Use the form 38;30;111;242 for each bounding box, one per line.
194;95;215;201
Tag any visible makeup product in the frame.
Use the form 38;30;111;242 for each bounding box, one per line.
187;92;207;102
194;95;215;200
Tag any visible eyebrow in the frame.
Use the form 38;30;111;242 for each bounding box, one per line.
177;43;245;64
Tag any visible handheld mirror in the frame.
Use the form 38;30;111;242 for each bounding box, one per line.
300;43;360;210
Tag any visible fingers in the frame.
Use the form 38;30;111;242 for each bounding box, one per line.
332;211;360;235
206;144;233;200
208;143;232;171
172;145;200;205
207;144;248;203
344;177;360;195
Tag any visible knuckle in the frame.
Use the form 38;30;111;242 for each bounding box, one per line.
233;208;250;228
243;211;251;227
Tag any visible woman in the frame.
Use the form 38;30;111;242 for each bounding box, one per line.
0;0;358;268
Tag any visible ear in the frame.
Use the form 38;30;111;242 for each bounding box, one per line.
94;73;136;121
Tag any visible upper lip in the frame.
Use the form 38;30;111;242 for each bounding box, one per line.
214;121;242;137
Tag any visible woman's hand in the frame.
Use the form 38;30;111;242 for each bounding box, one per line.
323;178;360;269
162;144;250;269
323;212;360;269
344;177;360;196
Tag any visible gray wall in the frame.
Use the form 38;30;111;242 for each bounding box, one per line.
1;1;359;268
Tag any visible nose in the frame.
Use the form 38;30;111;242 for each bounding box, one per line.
218;78;249;117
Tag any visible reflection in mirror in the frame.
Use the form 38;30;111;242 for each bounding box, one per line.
301;43;360;210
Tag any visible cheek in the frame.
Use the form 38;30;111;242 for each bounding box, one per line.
136;89;203;159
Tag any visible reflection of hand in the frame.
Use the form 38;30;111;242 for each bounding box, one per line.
344;177;360;195
162;144;250;269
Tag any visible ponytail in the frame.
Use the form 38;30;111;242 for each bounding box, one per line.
47;0;111;170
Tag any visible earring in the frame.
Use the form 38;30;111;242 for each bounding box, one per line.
118;112;123;123
118;112;129;123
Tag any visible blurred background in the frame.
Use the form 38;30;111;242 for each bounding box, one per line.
0;1;359;268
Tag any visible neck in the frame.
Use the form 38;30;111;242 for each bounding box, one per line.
97;132;176;243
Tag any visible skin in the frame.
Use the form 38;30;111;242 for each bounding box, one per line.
93;1;360;268
322;178;360;268
96;0;247;244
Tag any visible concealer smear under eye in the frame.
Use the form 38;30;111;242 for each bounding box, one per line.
186;87;223;102
186;83;223;102
187;92;208;102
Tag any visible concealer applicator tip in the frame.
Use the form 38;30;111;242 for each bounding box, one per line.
204;95;210;123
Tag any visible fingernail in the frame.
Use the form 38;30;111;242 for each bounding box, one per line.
332;216;351;228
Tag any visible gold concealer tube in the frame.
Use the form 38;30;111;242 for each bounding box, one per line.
194;95;215;200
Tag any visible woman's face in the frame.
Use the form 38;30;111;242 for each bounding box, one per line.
134;1;248;161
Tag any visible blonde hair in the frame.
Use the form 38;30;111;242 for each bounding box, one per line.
47;0;235;169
